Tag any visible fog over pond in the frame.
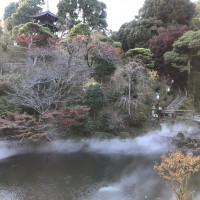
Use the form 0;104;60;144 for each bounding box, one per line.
0;122;200;200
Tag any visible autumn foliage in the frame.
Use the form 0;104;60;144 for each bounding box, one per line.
149;25;190;60
16;35;61;48
154;151;200;200
42;106;90;128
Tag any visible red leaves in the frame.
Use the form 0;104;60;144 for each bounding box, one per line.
149;25;190;58
59;106;90;127
42;106;90;128
16;34;61;48
106;47;124;59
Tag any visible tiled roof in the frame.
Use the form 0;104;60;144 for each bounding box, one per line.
31;10;58;19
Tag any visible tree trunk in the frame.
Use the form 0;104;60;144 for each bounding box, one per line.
187;58;191;74
128;76;131;115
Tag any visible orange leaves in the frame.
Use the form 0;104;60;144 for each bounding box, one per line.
154;151;200;200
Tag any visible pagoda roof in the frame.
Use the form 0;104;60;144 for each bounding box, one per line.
31;10;58;20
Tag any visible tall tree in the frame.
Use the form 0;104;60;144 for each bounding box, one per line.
140;0;195;25
191;0;200;29
112;61;153;115
5;0;44;31
117;18;163;51
3;2;18;20
164;30;200;74
57;0;107;30
149;25;190;74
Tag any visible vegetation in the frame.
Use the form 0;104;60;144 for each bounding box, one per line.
82;84;107;115
155;151;200;200
140;0;195;25
0;0;199;139
57;0;107;31
4;0;44;31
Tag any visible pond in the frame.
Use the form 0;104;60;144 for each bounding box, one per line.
0;123;199;200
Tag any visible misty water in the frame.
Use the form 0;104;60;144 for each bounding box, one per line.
0;123;200;200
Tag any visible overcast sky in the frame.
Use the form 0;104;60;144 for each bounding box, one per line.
0;0;145;31
0;0;198;31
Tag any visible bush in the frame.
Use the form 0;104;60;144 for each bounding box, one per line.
112;42;122;49
124;112;147;127
97;35;113;43
93;56;116;78
0;96;20;118
69;23;91;39
137;112;147;125
106;88;121;102
109;112;125;131
125;48;154;68
82;84;107;114
7;45;25;63
0;42;7;52
0;79;10;96
97;111;109;131
116;132;130;139
93;132;114;139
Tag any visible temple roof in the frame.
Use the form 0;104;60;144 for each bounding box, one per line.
31;10;58;20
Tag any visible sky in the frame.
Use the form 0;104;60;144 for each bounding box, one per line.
0;0;145;31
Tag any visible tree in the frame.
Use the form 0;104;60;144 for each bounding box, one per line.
191;0;200;29
125;48;154;68
149;25;190;67
112;60;153;115
61;32;121;71
164;30;200;74
154;151;200;200
140;0;195;25
57;0;107;30
5;0;44;31
9;48;89;115
3;2;18;20
15;22;54;49
69;23;91;39
117;18;163;51
93;56;116;80
82;84;107;115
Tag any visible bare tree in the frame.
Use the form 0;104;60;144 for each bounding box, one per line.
9;48;89;115
112;60;154;115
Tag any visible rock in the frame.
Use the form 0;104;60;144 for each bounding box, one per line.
176;132;185;140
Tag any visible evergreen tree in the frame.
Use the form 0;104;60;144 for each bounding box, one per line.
83;84;107;114
57;0;107;30
140;0;195;25
4;0;44;31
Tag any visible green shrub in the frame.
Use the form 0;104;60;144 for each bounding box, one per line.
116;132;130;139
137;112;147;125
82;84;107;114
93;56;116;78
69;23;91;39
0;42;7;52
125;48;154;68
7;45;25;63
0;79;10;96
97;35;113;43
83;116;93;133
112;42;122;49
0;96;20;118
106;88;121;102
97;111;109;131
93;132;114;139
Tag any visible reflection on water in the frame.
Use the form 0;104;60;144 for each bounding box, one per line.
0;122;199;200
